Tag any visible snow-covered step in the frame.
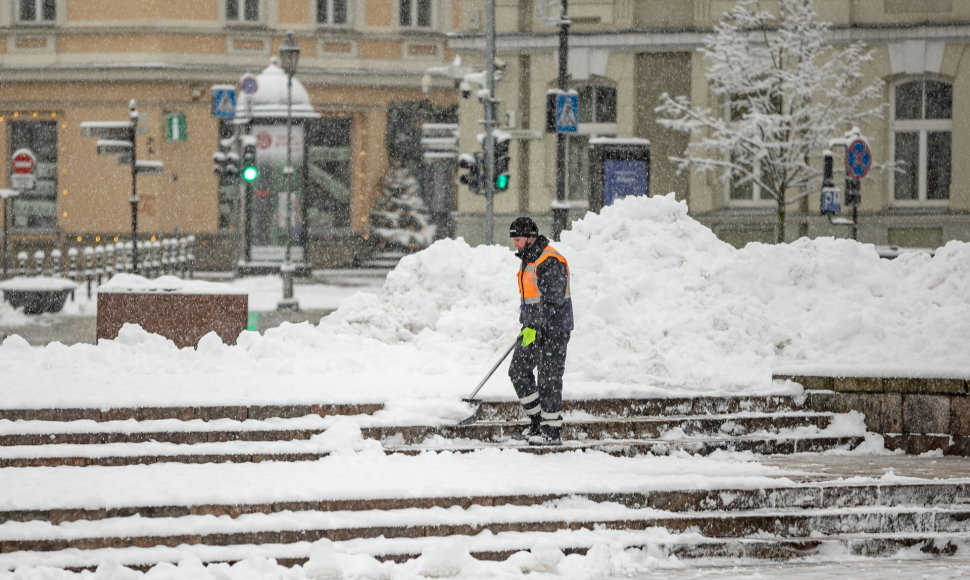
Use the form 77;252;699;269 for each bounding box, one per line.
367;411;844;445
0;403;383;423
4;482;966;526
2;526;969;572
2;497;969;556
477;395;802;421
0;433;867;468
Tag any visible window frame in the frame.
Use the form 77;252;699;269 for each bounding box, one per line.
225;0;262;25
316;0;350;27
890;77;952;206
8;118;59;232
16;0;57;24
399;0;433;29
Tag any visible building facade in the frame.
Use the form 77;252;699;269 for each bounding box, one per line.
0;0;460;269
449;0;970;249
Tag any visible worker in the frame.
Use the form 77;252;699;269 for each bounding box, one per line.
507;216;573;445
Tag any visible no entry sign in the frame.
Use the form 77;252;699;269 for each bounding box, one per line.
12;149;36;175
11;148;37;190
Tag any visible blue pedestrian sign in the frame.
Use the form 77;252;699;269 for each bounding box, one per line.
845;138;872;179
555;93;579;133
211;86;237;119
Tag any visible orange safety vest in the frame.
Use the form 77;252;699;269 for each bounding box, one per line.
517;245;571;305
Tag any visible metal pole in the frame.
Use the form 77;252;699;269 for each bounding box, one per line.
278;70;298;310
552;0;570;241
852;202;859;241
129;100;140;274
2;196;8;279
483;0;498;244
240;98;253;267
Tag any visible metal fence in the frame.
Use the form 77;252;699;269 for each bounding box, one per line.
11;236;196;298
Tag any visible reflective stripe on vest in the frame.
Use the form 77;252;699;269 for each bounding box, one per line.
517;245;571;305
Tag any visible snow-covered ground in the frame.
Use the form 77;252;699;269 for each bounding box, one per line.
1;194;968;578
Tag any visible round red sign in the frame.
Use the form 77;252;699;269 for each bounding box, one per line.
12;149;36;175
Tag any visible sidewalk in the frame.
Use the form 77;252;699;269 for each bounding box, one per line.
0;269;387;347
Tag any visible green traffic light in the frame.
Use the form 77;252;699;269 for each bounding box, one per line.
241;166;259;182
495;173;510;191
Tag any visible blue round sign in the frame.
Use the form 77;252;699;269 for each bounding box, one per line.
239;74;259;95
845;138;872;179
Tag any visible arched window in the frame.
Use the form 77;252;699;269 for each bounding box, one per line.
892;79;951;203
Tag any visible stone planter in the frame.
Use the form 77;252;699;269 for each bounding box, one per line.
96;275;248;348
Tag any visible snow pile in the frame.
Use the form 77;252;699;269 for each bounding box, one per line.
325;193;970;394
1;194;968;410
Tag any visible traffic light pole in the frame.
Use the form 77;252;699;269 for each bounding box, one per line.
482;0;498;244
552;0;570;241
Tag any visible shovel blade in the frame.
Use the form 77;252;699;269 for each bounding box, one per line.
457;398;482;426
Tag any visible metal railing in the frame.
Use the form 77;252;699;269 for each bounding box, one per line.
12;236;196;298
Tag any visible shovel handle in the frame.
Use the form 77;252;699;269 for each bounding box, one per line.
466;339;518;400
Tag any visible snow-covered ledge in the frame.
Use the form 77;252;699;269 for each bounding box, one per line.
0;276;80;315
97;274;248;348
776;371;970;457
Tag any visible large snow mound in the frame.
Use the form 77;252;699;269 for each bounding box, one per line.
1;193;967;408
326;193;969;392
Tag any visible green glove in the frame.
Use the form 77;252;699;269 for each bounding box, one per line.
519;327;537;347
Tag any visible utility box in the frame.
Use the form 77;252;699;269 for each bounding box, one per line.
588;138;651;213
97;276;248;348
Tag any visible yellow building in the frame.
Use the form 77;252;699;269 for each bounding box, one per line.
450;0;970;249
1;0;460;269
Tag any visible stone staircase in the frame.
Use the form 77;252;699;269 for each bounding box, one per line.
1;394;969;572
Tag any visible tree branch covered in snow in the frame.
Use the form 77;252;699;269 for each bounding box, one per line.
656;0;885;242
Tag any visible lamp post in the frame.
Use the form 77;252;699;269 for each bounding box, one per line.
277;31;300;311
1;189;20;279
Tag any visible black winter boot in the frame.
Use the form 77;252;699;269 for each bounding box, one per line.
529;424;562;446
520;415;541;439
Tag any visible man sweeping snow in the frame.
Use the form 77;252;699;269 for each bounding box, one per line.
507;217;573;445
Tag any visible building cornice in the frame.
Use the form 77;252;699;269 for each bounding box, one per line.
447;23;970;53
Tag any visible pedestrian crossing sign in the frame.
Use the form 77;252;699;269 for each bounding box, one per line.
211;86;237;119
555;93;579;133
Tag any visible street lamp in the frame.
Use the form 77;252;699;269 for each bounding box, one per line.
277;31;300;311
1;189;20;279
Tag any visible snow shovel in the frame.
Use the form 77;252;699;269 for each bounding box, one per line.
457;339;518;426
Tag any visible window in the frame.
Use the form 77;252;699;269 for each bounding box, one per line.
892;79;951;203
317;0;348;26
577;85;617;124
17;0;56;23
9;120;58;230
726;93;779;204
399;0;432;28
226;0;260;23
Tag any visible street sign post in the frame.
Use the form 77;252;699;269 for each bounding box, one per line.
81;100;163;274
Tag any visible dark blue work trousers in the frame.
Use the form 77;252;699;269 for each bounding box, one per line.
508;330;570;423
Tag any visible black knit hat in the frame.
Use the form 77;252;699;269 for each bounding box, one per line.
509;217;539;238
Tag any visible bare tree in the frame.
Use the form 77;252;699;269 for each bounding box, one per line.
656;0;884;243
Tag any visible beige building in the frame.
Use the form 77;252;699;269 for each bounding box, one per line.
450;0;970;249
0;0;460;269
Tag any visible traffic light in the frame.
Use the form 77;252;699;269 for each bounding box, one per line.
494;133;511;191
458;152;483;194
241;137;259;182
213;137;239;179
